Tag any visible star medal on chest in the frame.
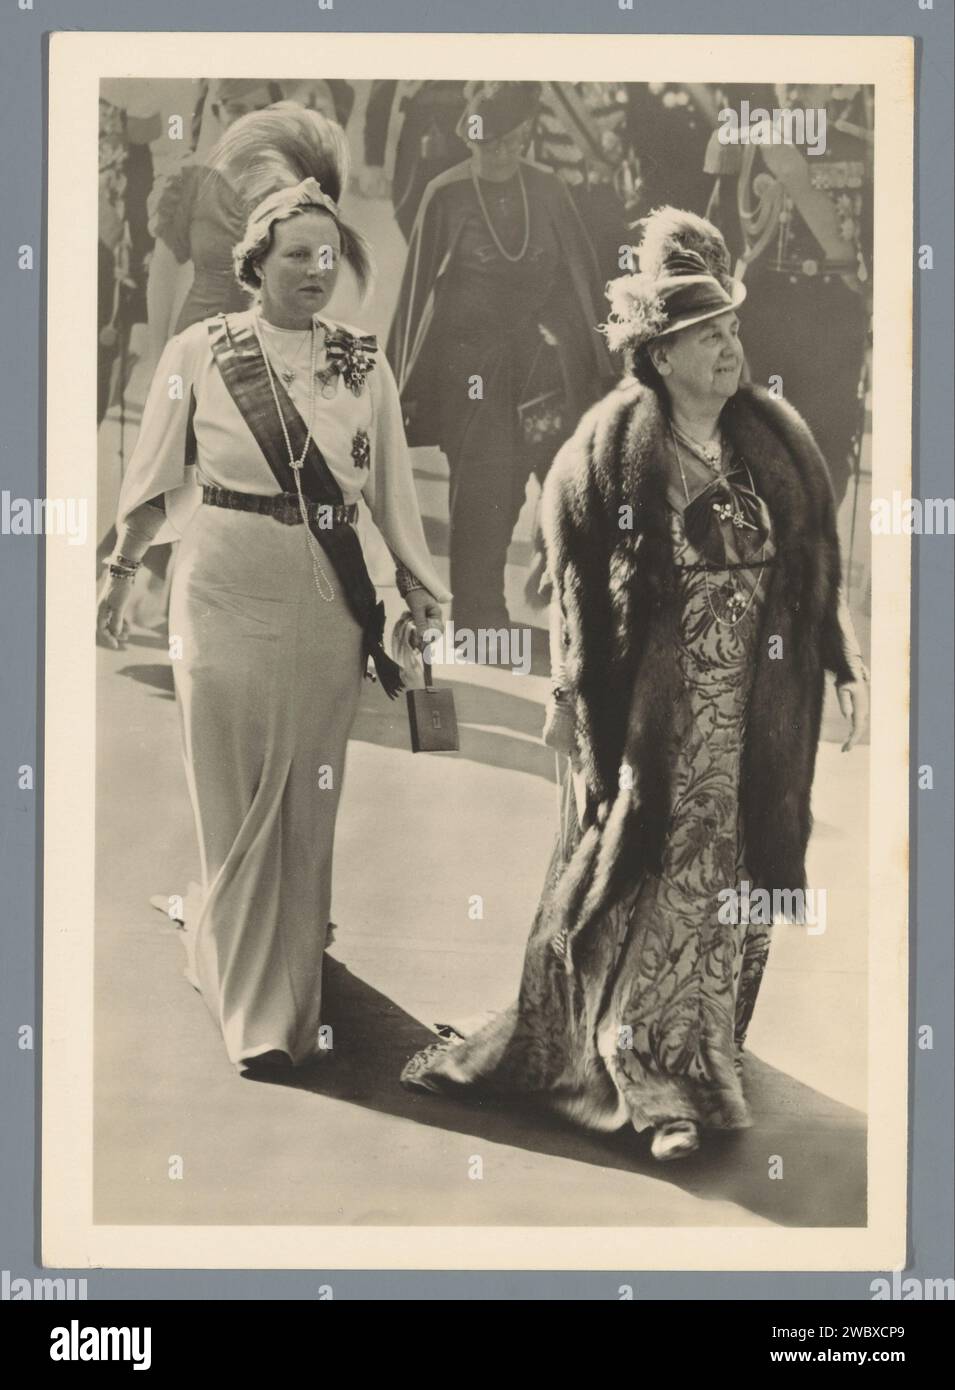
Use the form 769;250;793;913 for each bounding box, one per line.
351;428;370;470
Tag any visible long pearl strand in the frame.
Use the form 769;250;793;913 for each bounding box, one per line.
253;315;336;603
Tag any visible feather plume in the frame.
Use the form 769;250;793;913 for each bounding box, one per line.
206;104;350;211
599;272;668;353
636;205;733;289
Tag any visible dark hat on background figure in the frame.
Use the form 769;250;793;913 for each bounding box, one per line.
456;80;542;142
209;78;281;103
601;206;746;354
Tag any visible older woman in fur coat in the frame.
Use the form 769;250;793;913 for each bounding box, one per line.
401;208;869;1161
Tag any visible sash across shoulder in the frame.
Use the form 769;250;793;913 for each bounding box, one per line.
207;312;404;698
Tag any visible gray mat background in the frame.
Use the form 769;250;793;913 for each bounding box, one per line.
0;0;951;1300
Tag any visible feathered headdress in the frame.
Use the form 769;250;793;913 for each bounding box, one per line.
600;205;744;354
213;104;374;296
208;102;349;211
635;206;734;289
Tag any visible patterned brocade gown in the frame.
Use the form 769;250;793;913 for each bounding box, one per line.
401;434;777;1135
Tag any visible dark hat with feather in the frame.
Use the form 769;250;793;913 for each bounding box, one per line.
601;206;746;354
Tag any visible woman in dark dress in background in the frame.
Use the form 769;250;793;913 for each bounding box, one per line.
388;81;613;629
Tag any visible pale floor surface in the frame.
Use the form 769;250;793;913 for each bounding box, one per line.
93;447;868;1231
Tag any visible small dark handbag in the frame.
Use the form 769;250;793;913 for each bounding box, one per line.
406;651;459;753
517;387;566;446
517;340;567;450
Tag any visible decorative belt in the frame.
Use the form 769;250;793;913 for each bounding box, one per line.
764;256;857;280
201;483;358;528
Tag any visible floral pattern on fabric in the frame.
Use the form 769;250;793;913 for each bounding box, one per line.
594;505;776;1131
400;499;777;1136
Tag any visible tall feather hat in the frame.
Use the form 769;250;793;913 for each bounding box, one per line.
601;206;746;354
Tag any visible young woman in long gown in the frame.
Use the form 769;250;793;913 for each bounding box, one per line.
98;118;450;1072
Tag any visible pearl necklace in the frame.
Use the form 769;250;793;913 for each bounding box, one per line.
471;166;530;263
253;314;336;604
671;419;723;469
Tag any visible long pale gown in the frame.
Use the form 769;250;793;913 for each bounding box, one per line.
116;309;450;1067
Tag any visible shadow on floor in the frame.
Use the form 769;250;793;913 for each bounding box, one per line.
117;661;176;699
244;957;866;1229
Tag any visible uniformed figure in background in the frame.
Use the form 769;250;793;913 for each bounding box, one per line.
530;82;635;283
625;82;722;221
363;81;469;239
97;83;161;424
705;83;873;507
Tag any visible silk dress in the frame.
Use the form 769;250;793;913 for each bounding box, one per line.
116;309;450;1068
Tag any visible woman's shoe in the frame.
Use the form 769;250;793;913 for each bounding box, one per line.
400;1041;453;1093
650;1119;701;1161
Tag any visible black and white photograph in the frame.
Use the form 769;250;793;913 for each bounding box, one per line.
39;31;912;1271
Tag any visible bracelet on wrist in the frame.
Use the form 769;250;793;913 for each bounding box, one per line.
107;561;139;581
395;561;426;599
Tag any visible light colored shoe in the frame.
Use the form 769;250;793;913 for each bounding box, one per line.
650;1119;701;1162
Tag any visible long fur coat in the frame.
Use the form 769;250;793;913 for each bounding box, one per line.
540;378;856;941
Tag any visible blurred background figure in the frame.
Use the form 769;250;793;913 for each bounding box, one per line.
530;81;635;282
624;81;721;220
280;78;355;127
704;83;873;510
388;80;613;629
145;79;280;364
97;81;161;426
362;80;469;237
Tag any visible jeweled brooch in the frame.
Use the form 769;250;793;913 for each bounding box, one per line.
325;330;378;396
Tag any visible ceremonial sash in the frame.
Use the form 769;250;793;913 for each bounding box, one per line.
207;312;403;697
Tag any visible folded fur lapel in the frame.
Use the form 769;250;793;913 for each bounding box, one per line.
541;375;852;943
724;386;807;550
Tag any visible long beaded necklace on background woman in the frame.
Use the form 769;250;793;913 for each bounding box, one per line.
471;165;531;262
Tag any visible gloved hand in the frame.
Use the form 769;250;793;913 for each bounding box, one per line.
543;694;577;759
